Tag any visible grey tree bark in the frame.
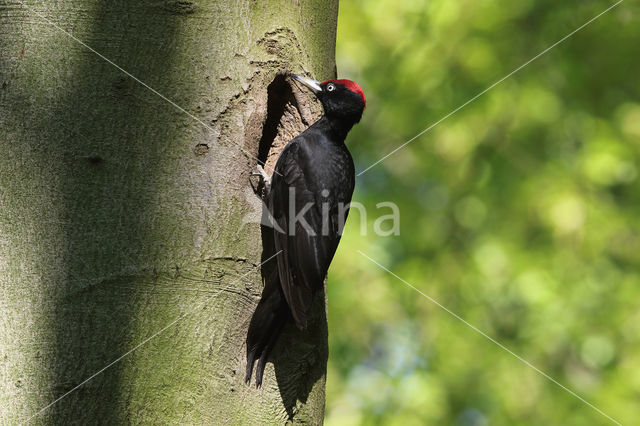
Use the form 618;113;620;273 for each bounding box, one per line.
0;1;338;423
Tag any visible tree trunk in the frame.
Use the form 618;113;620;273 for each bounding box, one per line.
0;1;337;423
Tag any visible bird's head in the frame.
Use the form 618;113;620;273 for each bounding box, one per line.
291;74;365;124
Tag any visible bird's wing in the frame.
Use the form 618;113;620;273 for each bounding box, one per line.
270;141;342;329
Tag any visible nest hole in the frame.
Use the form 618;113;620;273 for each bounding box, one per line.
257;74;305;174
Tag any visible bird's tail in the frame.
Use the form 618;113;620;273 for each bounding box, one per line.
245;277;290;387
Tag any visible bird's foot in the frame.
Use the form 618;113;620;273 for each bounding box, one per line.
251;164;271;190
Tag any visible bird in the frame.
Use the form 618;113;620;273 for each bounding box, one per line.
245;73;366;386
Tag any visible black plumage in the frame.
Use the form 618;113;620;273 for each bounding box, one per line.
245;74;366;386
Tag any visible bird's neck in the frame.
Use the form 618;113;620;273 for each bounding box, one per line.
313;115;355;143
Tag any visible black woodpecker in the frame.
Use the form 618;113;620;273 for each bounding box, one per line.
245;74;366;386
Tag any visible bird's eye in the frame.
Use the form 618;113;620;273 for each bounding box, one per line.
326;84;335;92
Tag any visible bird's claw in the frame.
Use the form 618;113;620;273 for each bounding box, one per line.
256;164;271;187
249;164;271;193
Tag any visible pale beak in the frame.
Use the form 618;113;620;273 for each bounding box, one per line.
290;74;322;94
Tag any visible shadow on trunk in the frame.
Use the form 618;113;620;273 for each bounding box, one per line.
36;4;184;423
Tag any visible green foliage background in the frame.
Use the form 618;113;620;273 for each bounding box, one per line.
325;1;639;424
